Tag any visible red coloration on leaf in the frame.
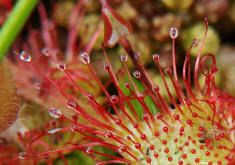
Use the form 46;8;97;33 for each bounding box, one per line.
101;0;132;47
2;1;235;165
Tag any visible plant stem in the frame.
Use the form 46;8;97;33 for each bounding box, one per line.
0;0;39;62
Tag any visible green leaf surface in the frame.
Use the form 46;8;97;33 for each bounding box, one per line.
119;74;159;119
0;0;39;61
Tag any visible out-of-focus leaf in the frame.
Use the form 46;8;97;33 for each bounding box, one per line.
0;58;20;132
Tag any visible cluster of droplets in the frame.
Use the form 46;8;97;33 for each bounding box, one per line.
18;46;57;63
16;24;234;165
49;107;62;118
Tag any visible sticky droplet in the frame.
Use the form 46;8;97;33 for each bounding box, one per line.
42;47;51;56
57;62;66;71
192;39;200;47
71;125;79;132
80;52;90;64
86;147;94;154
18;152;27;159
110;95;119;104
67;99;77;109
19;50;32;62
34;82;42;90
133;71;141;78
170;27;178;39
135;52;141;59
152;54;160;62
47;128;61;134
49;108;62;118
120;55;127;62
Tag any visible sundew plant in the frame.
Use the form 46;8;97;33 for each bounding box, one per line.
0;0;235;165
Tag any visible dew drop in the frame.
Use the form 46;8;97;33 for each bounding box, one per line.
44;154;49;159
105;132;113;138
135;51;141;59
110;95;119;104
118;145;126;152
192;39;200;47
57;62;66;71
49;107;62;118
67;99;77;109
165;67;172;75
137;93;144;100
19;50;31;62
42;47;51;56
34;82;42;90
120;54;127;62
71;125;79;132
87;93;94;100
152;85;159;92
19;152;27;159
104;63;110;70
47;128;61;134
133;71;141;78
170;27;178;39
152;53;159;62
80;52;90;64
86;147;94;154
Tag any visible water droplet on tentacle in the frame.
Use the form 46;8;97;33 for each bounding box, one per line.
170;27;178;39
34;82;42;90
80;52;90;64
67;99;78;109
152;53;160;62
120;54;127;62
110;95;119;104
104;63;110;70
133;71;141;78
71;125;79;132
49;108;62;118
57;62;66;71
47;128;61;134
135;51;141;59
42;47;51;56
18;152;27;159
86;147;94;154
19;50;31;62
